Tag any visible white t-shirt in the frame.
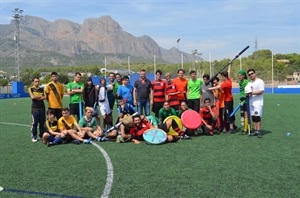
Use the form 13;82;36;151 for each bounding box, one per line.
249;78;264;106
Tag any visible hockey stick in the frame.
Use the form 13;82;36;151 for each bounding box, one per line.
246;95;251;135
208;46;249;83
104;112;138;134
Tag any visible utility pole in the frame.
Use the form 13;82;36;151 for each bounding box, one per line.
12;8;23;81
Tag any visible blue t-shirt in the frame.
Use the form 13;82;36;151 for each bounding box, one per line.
117;85;134;105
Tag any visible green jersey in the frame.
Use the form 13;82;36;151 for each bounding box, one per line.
67;81;84;103
158;107;177;121
239;79;249;98
79;116;97;128
187;79;203;99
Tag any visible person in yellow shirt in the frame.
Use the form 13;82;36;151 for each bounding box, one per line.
45;72;65;119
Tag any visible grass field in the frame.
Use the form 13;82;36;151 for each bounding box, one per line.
0;94;299;198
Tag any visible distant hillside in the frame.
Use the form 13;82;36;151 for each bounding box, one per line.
0;15;195;69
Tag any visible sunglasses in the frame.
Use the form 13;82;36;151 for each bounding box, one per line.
248;72;254;76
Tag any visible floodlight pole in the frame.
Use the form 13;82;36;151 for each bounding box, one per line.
12;8;23;82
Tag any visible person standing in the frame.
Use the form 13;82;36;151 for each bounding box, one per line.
28;77;47;142
165;73;180;111
172;69;188;103
200;74;214;108
98;78;113;128
187;70;203;112
67;72;84;121
133;69;152;116
114;73;122;105
83;77;98;108
107;72;116;112
238;70;250;134
246;69;264;138
45;71;64;119
151;69;166;117
117;75;134;106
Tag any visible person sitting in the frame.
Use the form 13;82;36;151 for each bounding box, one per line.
158;101;177;123
116;96;137;123
200;98;217;136
78;107;107;142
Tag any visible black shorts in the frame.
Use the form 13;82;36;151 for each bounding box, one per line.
224;100;235;123
240;102;247;112
158;123;168;132
48;108;62;119
152;102;164;115
69;103;83;118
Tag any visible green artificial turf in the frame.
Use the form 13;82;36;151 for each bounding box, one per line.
0;95;299;197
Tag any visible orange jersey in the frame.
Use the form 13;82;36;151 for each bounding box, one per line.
172;77;187;101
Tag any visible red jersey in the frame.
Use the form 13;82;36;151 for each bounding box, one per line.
172;77;187;101
151;79;166;103
220;78;233;102
129;120;152;137
200;106;216;124
166;82;180;107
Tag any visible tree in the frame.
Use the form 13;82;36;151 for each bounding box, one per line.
20;68;41;87
0;78;8;87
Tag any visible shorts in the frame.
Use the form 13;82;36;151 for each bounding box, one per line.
152;102;164;114
250;105;263;117
69;103;83;118
99;102;112;116
240;102;247;112
158;123;168;133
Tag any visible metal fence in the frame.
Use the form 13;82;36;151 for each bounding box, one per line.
0;85;12;94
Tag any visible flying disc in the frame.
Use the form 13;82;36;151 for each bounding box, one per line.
181;110;202;129
163;115;183;136
143;128;167;145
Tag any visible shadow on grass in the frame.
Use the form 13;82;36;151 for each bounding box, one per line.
261;130;272;136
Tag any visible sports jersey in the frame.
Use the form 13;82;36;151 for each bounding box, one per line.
28;86;45;110
45;120;59;132
220;78;233;102
146;115;159;127
67;81;84;103
166;82;180;107
158;107;177;121
239;79;249;98
129;120;152;137
151;79;166;103
173;77;188;101
249;78;265;106
117;85;134;105
45;81;64;109
58;115;77;131
200;106;216;124
78;116;97;128
187;79;203;99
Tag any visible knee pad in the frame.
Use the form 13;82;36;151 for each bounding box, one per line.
252;116;261;122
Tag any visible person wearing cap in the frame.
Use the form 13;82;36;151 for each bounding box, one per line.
238;70;250;134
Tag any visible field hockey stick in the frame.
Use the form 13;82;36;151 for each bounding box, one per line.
208;46;249;83
79;101;83;119
246;95;251;135
104;112;138;134
229;103;241;118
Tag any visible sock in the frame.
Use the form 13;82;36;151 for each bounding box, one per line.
171;120;183;136
244;119;248;132
53;136;63;144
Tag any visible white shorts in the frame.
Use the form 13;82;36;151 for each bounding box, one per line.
250;105;263;117
99;102;111;116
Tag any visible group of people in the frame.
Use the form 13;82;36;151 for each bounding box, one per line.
28;67;265;146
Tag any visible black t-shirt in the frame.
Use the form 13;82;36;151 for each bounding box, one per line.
84;85;97;107
134;78;152;101
30;86;45;109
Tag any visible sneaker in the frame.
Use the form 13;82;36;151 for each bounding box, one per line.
227;129;235;134
47;142;54;147
257;131;263;138
83;138;92;144
249;131;258;136
31;138;37;143
95;137;102;142
180;134;191;140
116;135;124;143
72;140;81;144
101;137;110;142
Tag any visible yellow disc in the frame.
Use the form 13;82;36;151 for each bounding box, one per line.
163;115;183;136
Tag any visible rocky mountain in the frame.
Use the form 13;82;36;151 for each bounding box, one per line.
0;15;195;69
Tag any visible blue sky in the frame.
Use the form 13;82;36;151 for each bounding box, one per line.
0;0;299;60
